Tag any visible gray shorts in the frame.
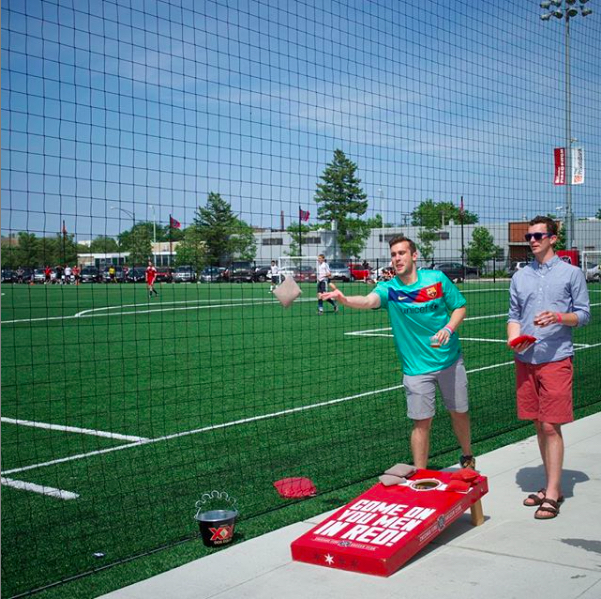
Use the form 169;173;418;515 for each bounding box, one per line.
403;357;469;420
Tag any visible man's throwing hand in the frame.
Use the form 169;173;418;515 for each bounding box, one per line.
319;282;345;303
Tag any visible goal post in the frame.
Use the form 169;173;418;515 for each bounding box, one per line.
581;250;601;281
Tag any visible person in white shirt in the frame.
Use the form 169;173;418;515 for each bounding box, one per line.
316;254;338;315
269;260;281;292
64;265;72;284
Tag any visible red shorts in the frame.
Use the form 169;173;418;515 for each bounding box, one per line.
515;357;573;424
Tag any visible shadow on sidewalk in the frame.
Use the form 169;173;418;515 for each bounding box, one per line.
515;465;589;499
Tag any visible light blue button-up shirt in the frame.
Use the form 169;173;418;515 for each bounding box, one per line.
508;256;590;364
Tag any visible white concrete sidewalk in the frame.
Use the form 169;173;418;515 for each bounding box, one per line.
100;412;601;599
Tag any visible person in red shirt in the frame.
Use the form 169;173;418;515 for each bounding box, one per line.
44;265;52;285
146;260;158;297
72;264;80;286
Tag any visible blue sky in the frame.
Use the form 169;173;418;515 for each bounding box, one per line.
1;0;600;240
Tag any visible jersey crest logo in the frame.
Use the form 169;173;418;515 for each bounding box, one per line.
426;286;438;298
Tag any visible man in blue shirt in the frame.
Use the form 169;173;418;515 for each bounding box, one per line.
508;216;590;520
321;236;473;470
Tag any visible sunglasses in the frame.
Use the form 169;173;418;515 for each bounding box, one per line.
525;232;552;242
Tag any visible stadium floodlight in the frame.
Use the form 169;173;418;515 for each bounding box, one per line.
539;0;593;251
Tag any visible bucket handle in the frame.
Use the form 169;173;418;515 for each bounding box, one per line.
195;490;238;518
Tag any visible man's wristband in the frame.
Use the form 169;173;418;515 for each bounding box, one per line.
443;325;454;335
556;312;563;324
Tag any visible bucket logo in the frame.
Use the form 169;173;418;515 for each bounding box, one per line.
209;525;234;541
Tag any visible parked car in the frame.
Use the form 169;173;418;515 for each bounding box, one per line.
294;265;317;283
127;266;147;283
253;265;271;282
32;268;47;284
225;262;254;283
79;266;99;283
508;261;529;277
199;266;225;283
155;267;173;283
432;262;478;283
585;262;600;282
102;265;126;283
13;267;33;283
348;263;371;281
1;269;15;283
173;265;197;283
328;261;351;282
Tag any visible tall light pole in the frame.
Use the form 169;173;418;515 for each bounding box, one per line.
149;205;157;244
540;0;592;250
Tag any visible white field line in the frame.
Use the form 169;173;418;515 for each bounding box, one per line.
1;417;149;442
1;476;79;500
5;341;601;478
1;296;317;325
344;303;601;338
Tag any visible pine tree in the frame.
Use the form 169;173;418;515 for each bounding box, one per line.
314;149;369;258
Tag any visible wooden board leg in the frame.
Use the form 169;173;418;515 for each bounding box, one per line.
470;499;484;526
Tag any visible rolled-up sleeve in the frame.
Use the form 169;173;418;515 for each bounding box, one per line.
571;270;591;327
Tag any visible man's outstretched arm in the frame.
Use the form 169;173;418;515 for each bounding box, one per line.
320;283;381;310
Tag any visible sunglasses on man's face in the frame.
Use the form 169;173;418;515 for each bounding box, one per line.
525;232;552;242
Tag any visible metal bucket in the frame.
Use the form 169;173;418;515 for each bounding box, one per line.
195;508;238;547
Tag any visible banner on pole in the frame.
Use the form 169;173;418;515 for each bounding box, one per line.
571;146;584;185
554;148;566;185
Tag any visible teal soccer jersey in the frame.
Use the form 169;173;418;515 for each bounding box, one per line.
373;270;466;376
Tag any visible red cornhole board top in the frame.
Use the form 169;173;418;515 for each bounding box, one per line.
291;469;488;577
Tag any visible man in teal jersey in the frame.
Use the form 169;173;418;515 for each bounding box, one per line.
321;236;474;469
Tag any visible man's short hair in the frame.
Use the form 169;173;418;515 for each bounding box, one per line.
318;253;325;259
529;215;558;237
388;235;417;254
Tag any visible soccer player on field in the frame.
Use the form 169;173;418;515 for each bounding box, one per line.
320;235;474;470
146;260;158;297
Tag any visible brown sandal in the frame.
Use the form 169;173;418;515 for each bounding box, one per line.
534;498;561;520
523;489;565;507
523;488;546;507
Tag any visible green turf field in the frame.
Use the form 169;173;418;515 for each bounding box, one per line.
2;281;600;598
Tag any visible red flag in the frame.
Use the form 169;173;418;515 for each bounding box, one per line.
299;208;310;222
554;148;566;185
169;216;181;229
459;197;464;216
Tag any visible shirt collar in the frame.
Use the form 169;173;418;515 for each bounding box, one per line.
533;255;560;271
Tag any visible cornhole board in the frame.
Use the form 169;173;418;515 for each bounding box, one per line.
291;469;488;577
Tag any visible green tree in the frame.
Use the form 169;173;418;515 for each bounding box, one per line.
89;236;120;253
174;227;206;271
117;221;184;247
417;228;438;264
231;220;257;261
555;221;566;251
596;208;601;219
127;227;152;266
411;199;478;227
15;232;39;268
1;238;19;269
193;192;256;265
466;227;501;271
314;149;369;258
